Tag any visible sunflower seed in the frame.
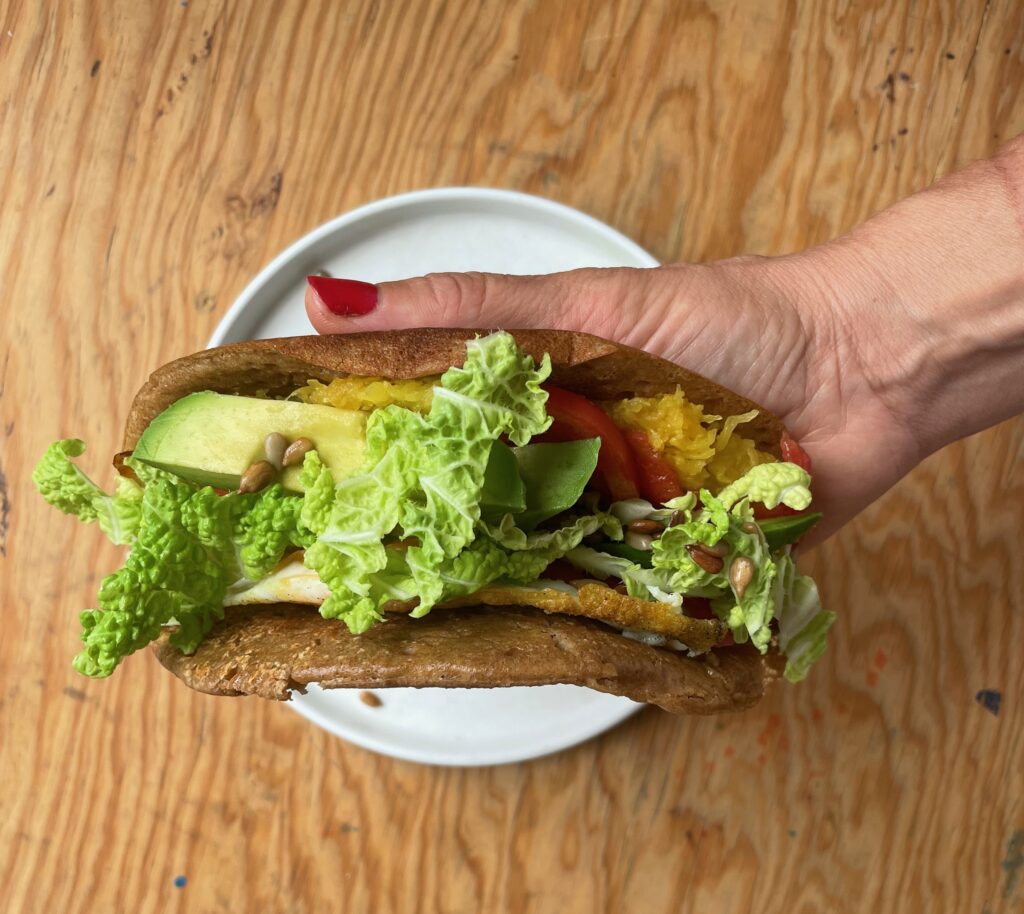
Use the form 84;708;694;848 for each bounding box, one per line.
626;518;662;535
238;460;276;494
263;432;288;470
687;544;724;574
282;437;315;467
729;556;755;598
624;531;655;551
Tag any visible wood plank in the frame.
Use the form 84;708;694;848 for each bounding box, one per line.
1;1;1021;911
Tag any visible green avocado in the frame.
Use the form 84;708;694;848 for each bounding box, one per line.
133;391;367;490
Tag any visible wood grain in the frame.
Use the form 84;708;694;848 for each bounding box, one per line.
1;1;1022;912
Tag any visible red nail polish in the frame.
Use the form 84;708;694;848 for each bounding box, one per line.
307;275;378;316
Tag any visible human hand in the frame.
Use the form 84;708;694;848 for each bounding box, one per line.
306;138;1024;544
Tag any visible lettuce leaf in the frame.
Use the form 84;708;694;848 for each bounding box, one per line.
511;439;601;530
300;332;553;632
182;482;312;585
33;439;143;545
34;445;309;677
501;512;620;583
774;553;836;682
717;462;812;512
346;512;613;615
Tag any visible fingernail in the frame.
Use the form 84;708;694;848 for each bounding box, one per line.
307;275;378;316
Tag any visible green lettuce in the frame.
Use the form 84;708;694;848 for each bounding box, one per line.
500;512;621;583
774;553;836;682
33;439;143;545
181;482;313;585
565;463;833;676
34;444;309;677
300;332;553;632
717;462;812;512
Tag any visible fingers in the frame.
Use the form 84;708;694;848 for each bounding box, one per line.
305;268;660;339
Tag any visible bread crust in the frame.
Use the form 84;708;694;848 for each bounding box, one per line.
154;604;783;714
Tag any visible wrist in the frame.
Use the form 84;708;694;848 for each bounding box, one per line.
792;139;1024;458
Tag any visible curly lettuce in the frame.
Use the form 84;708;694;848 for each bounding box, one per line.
300;332;553;632
774;553;836;682
33;439;143;544
33;444;309;677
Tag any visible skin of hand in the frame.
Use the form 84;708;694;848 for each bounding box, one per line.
307;137;1024;544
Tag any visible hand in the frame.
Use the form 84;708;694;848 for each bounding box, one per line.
306;258;905;544
307;138;1024;544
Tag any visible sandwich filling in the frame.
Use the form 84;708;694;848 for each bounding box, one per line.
34;332;834;682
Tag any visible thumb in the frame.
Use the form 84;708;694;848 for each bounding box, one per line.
305;268;660;339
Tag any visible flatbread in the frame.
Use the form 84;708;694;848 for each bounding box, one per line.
130;329;789;713
153;604;782;714
124;329;785;454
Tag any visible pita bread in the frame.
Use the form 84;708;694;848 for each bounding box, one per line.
130;329;788;713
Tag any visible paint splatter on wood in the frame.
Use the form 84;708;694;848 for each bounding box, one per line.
976;689;1002;716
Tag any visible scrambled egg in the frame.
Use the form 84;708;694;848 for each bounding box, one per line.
602;388;774;491
295;376;439;413
294;377;772;492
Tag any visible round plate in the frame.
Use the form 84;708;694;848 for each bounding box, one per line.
209;187;658;766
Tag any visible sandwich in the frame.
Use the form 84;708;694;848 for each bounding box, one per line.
34;329;834;713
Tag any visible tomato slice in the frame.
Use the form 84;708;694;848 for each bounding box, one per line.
622;428;684;504
780;430;812;472
753;502;798;520
540;559;583;584
539;386;640;501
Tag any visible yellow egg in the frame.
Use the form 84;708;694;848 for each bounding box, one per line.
294;376;439;412
603;389;775;492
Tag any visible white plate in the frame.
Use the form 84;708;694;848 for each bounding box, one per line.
209;187;658;766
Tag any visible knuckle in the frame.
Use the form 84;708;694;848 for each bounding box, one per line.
417;271;492;325
556;267;648;336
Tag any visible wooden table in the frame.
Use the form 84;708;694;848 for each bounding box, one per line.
2;2;1022;911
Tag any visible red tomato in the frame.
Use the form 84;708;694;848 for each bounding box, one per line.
684;597;713;618
753;502;798;520
780;430;812;472
539;386;640;501
541;559;584;584
622;428;685;504
754;432;812;518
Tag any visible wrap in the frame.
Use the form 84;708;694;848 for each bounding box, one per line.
127;329;789;713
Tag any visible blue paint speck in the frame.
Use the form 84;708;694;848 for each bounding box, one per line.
975;689;1001;716
174;875;187;888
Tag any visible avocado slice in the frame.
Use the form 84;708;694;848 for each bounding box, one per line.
133;391;367;490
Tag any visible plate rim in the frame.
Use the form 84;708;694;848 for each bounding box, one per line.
291;685;643;768
207;186;658;765
208;186;659;347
